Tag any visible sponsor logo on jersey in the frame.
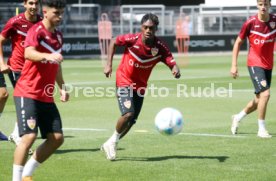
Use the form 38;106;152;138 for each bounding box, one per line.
253;39;274;45
123;99;131;109
133;45;140;49
151;47;159;56
254;25;260;28
270;22;275;29
27;117;36;130
260;80;267;87
22;25;28;28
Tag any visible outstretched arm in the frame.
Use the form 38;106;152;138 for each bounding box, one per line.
104;38;117;78
231;36;244;79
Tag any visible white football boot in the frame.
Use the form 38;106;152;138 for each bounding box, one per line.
101;141;117;161
257;130;272;138
231;115;239;135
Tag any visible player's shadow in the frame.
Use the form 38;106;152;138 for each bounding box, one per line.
118;155;228;162
54;147;125;154
54;148;100;154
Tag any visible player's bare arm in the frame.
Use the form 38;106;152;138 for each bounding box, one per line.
56;65;69;102
231;37;244;79
25;46;63;63
0;35;10;73
104;38;116;78
171;64;181;79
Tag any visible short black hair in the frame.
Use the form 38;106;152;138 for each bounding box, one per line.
42;0;66;8
141;13;159;27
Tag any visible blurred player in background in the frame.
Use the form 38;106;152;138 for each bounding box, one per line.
230;0;275;138
101;13;181;161
12;0;68;180
0;0;42;145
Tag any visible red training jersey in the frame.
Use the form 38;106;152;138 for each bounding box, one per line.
115;33;176;93
14;22;63;103
239;14;276;70
0;13;42;71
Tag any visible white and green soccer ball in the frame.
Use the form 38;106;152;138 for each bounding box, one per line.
155;107;184;136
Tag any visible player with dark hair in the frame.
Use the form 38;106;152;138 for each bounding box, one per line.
0;0;42;145
231;0;274;138
12;0;68;180
101;13;181;161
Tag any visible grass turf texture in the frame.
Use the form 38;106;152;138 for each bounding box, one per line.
1;54;276;180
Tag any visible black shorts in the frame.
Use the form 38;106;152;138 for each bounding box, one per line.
14;97;63;139
0;72;7;88
248;66;272;94
8;71;21;88
117;87;144;124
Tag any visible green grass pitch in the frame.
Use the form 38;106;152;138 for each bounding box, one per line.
1;54;276;180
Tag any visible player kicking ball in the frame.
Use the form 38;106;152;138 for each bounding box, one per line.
231;0;275;138
12;0;68;181
101;13;181;161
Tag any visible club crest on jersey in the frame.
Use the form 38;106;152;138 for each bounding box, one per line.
27;117;36;130
269;22;276;29
151;47;159;56
123;99;131;109
260;80;267;87
57;34;62;44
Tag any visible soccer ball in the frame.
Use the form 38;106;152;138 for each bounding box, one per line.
155;107;184;136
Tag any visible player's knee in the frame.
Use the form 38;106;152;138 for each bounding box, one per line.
54;134;64;147
48;133;64;148
260;89;270;99
123;112;135;122
56;134;64;147
0;88;8;100
21;133;37;148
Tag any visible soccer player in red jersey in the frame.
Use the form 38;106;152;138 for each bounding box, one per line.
101;13;181;160
0;0;42;145
230;0;275;138
12;0;68;180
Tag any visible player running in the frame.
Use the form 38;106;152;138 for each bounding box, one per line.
230;0;275;138
0;0;42;146
12;0;68;180
101;13;181;161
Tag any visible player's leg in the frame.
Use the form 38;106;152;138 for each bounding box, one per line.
13;97;38;181
8;71;23;145
0;72;9;140
101;87;136;160
119;91;144;140
22;102;64;179
231;66;265;135
255;68;272;138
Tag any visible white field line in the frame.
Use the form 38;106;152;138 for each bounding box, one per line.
63;128;107;131
63;127;245;138
179;132;245;138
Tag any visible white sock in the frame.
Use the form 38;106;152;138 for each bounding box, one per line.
12;164;24;181
235;110;247;122
108;131;121;143
22;157;40;177
258;119;266;132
